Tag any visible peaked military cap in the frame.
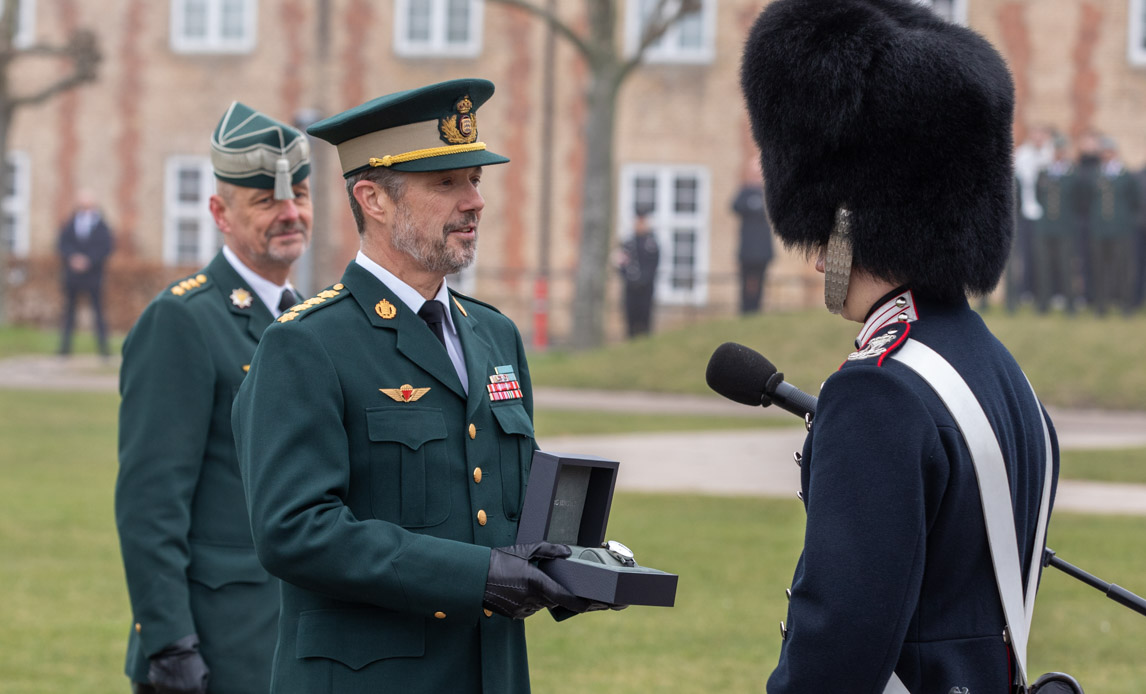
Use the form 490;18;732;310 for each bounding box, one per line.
211;101;311;200
740;0;1015;301
306;78;510;175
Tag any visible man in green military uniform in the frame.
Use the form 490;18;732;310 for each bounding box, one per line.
233;79;592;694
116;102;312;694
1089;137;1140;315
1033;135;1079;313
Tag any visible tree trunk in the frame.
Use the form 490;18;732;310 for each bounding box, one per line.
569;69;620;350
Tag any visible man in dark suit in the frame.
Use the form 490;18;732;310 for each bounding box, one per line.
741;2;1059;692
731;167;774;314
617;206;659;337
115;102;312;694
57;190;114;356
233;79;592;694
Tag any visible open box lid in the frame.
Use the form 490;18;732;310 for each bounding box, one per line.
516;451;619;547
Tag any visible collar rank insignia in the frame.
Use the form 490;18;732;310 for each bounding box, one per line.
375;299;397;320
847;330;899;361
381;384;431;403
439;95;478;145
230;288;253;309
487;365;523;401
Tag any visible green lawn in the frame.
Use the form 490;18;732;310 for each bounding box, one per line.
2;389;1145;692
528;307;1146;411
1062;448;1146;485
0;325;123;359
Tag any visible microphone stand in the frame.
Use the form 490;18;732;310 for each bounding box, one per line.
1043;548;1146;618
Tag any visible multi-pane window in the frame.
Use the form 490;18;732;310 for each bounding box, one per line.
164;157;220;266
620;164;710;305
0;0;36;47
1;152;29;257
626;0;715;65
1130;0;1146;65
170;0;257;54
394;0;483;58
915;0;966;24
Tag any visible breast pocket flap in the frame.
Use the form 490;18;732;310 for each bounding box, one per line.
366;407;447;450
296;608;425;671
491;403;534;438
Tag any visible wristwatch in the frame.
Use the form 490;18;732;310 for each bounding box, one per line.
602;540;636;567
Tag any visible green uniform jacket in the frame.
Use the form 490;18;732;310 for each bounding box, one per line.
1034;168;1077;238
116;251;279;692
1091;171;1140;238
233;261;537;694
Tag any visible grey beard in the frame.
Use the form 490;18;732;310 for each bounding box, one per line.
392;207;477;275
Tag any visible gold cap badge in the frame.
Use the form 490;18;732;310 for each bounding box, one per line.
439;95;478;145
375;299;397;320
380;384;431;403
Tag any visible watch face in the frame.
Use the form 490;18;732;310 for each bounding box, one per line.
604;540;634;561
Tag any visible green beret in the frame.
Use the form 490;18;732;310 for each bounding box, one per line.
210;101;311;200
306;78;510;176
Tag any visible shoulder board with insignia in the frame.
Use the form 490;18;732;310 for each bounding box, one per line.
448;289;502;316
167;273;210;298
276;284;350;323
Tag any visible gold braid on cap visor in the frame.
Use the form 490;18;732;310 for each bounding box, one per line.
368;143;488;168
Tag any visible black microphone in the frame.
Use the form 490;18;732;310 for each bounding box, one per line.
705;342;818;419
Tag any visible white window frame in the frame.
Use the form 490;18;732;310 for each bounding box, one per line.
1130;0;1146;65
394;0;484;58
3;151;30;258
619;163;711;306
163;157;220;266
1;0;36;47
914;0;967;24
625;0;716;65
170;0;257;54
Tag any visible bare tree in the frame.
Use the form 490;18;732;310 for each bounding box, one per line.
0;0;100;325
489;0;701;349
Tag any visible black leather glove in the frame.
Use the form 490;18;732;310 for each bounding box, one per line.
484;542;591;619
148;633;209;694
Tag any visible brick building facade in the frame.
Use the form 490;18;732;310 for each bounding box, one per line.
5;0;1146;345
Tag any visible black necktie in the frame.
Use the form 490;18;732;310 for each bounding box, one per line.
418;300;447;348
278;288;298;314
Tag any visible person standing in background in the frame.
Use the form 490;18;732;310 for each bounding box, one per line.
57;190;114;357
617;206;660;338
1013;124;1055;303
1032;135;1079;313
1088;137;1139;316
116;102;312;694
731;161;774;315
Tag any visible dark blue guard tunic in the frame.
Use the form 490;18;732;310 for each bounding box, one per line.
768;289;1059;694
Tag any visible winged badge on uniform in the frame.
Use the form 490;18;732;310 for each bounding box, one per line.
380;384;431;403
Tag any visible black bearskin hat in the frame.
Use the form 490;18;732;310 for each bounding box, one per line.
740;0;1015;300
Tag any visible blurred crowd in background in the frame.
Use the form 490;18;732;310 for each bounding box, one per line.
1009;126;1144;316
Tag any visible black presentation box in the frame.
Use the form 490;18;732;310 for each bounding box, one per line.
516;451;678;607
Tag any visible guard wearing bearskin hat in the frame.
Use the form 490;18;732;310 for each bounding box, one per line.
740;1;1061;692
